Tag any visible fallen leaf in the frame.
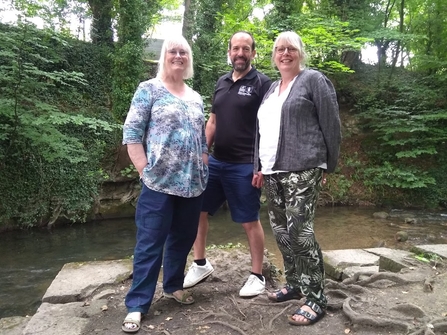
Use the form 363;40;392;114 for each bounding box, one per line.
344;328;351;334
154;310;161;316
100;305;108;311
166;317;173;321
402;291;409;294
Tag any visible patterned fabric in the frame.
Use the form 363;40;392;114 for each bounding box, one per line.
123;78;208;198
264;168;327;308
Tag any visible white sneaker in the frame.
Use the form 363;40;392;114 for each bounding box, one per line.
239;274;265;297
183;259;214;288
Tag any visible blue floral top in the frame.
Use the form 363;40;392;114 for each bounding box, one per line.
123;78;208;198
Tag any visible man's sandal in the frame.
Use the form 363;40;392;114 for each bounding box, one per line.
268;284;303;302
287;300;325;326
122;312;141;333
163;290;195;305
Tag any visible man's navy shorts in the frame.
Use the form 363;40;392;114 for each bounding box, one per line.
202;156;261;223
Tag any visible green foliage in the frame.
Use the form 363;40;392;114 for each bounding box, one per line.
362;162;435;189
120;164;137;178
112;42;145;121
324;173;353;204
414;252;442;265
111;0;162;121
352;64;447;207
288;14;370;73
411;153;447;209
0;21;119;227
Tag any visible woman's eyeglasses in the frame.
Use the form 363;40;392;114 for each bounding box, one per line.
167;49;187;56
275;46;298;55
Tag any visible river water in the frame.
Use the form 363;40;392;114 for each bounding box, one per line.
0;206;446;319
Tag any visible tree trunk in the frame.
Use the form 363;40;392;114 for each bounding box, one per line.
88;0;114;47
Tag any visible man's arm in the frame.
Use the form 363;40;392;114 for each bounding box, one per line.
127;143;148;177
205;113;216;150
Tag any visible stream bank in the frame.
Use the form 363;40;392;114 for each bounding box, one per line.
2;244;447;335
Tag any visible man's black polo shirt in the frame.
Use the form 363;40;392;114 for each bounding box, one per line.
211;67;271;163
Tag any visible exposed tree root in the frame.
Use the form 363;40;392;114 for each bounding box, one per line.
389;303;427;318
341;272;377;284
267;304;292;330
343;272;420;286
325;289;350;309
199;309;250;330
201;320;249;335
229;295;246;319
342;297;411;332
326;280;372;294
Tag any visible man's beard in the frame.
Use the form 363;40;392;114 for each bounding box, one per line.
231;57;250;72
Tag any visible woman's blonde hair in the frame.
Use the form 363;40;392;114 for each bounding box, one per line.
157;35;194;80
271;31;307;70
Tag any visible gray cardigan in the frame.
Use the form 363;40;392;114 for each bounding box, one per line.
254;69;341;174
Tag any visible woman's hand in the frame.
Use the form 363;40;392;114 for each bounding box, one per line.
202;153;209;166
252;171;264;188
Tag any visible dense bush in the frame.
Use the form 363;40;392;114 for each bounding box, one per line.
350;65;447;208
0;22;119;228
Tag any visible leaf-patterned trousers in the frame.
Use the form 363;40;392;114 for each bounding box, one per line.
264;168;327;308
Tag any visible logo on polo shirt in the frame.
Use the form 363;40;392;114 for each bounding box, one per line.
238;85;254;96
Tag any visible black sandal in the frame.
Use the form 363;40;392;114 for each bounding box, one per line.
287;300;325;326
268;284;303;302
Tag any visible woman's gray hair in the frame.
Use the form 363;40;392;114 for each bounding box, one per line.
157;35;194;80
271;31;307;70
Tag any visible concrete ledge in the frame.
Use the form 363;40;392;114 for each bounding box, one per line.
323;249;379;280
0;316;29;335
22;300;107;335
364;247;414;272
42;259;132;304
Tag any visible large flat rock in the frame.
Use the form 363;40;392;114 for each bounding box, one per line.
414;244;447;258
20;259;132;335
0;316;29;335
42;259;132;304
323;249;380;280
22;300;107;335
364;247;414;272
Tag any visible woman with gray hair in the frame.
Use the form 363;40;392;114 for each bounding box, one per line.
252;31;341;326
121;35;208;333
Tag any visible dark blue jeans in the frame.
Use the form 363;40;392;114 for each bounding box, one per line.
125;184;203;314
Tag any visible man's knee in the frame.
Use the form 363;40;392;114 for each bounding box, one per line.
242;220;262;233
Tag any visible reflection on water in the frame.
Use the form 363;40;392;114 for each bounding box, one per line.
0;206;445;318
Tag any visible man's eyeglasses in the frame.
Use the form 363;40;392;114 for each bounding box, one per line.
275;46;298;55
167;49;187;56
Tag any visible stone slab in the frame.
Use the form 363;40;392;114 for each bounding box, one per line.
22;300;107;335
0;316;29;335
42;259;132;304
364;247;414;272
414;244;447;259
323;249;380;280
342;265;380;280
